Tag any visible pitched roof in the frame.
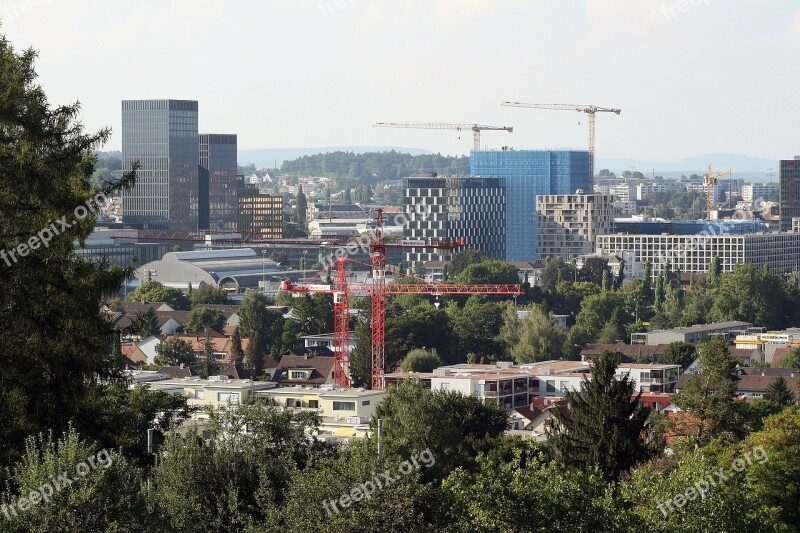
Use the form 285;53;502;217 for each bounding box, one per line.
119;301;175;313
736;374;800;393
192;304;242;318
155;310;191;325
737;367;800;378
273;351;335;386
771;348;792;367
157;365;193;379
678;371;800;394
217;363;251;380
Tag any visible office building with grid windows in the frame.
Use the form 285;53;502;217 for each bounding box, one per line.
780;156;800;231
470;149;591;262
402;176;505;266
238;191;284;240
122;100;199;230
596;232;800;278
199;134;238;231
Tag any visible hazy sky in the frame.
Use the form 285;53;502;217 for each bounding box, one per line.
2;0;798;161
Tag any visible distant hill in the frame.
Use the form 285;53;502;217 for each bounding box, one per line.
597;153;780;178
239;146;434;168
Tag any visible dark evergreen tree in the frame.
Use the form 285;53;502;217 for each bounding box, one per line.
245;328;264;378
199;336;218;379
548;351;651;482
764;376;795;408
296;185;307;223
672;336;743;444
0;34;136;469
230;326;245;364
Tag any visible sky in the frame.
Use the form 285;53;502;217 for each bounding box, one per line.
2;0;799;162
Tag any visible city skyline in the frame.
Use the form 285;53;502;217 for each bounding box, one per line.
2;1;798;161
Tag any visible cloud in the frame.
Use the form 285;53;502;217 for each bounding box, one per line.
792;9;800;33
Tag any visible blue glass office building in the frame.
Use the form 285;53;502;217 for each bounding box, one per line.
470;150;591;262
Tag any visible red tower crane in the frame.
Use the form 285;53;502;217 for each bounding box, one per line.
281;209;524;390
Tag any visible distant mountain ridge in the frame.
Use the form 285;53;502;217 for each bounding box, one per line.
597;153;781;176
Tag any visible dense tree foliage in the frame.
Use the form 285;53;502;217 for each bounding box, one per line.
190;286;231;306
548;352;652;482
184;307;226;333
280;150;469;182
126;279;190;310
400;348;442;373
155;337;196;367
447;249;489;279
0;35;140;470
371;380;508;481
671;337;744;444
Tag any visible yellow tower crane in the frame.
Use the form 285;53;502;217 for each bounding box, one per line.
373;123;513;151
705;165;731;220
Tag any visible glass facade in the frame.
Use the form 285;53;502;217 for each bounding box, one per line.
199;134;238;230
470;150;590;262
780;157;800;232
238;192;284;240
122;100;199;230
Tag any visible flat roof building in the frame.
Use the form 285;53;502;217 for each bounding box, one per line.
780;156;800;231
199;134;238;231
470;149;590;262
597;232;800;278
122;99;199;230
536;193;613;261
632;321;753;345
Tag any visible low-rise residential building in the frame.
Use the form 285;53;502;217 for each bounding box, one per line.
255;386;385;440
272;350;336;387
302;333;356;353
147;376;277;409
631;321;753;345
384;359;679;407
614;363;681;393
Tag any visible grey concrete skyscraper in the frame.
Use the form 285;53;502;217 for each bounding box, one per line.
199;134;238;230
122;100;199;230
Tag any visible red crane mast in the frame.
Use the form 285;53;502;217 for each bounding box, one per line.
281;209;524;390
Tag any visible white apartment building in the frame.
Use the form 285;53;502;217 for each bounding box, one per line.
536;194;614;261
636;181;681;200
596;232;800;277
742;183;778;202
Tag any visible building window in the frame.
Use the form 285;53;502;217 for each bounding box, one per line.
362;400;370;406
333;401;356;411
290;370;307;380
217;392;240;403
308;400;319;409
546;380;555;393
194;390;205;399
